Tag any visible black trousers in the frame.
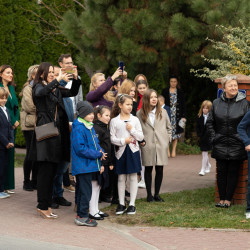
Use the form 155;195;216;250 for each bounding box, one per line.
0;149;8;192
144;165;163;198
37;161;57;210
23;131;38;185
216;159;242;201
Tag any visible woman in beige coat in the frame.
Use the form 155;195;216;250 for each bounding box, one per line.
19;65;39;191
137;89;172;202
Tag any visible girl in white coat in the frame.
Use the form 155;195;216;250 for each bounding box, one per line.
137;89;172;202
110;94;144;215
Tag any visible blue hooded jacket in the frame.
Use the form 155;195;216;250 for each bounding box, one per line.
71;118;103;176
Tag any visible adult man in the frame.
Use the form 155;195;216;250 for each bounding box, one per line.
52;57;83;208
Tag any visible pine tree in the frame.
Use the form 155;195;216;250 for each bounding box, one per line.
0;0;15;66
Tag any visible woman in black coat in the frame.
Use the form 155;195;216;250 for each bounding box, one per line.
206;75;249;208
162;76;186;158
32;62;81;218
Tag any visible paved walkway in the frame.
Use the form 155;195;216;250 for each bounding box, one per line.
1;151;249;250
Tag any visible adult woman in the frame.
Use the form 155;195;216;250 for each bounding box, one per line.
206;75;248;208
32;62;81;218
86;68;125;108
162;76;186;158
0;65;19;193
19;65;39;191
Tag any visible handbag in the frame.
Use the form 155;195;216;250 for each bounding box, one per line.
35;106;59;141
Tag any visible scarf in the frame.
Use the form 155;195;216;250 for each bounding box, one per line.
78;117;93;129
137;93;143;111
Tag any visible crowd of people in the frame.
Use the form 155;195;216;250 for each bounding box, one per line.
0;55;250;226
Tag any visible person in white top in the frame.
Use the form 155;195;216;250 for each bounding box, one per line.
110;94;144;215
196;100;213;176
137;89;172;203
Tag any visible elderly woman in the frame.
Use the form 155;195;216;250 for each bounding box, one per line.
86;68;125;108
32;62;81;219
206;75;249;208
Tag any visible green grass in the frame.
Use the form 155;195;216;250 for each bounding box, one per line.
15;153;25;168
176;142;201;155
105;187;250;229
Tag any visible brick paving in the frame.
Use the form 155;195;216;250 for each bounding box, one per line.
1;150;249;249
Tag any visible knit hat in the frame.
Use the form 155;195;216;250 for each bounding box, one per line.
76;101;94;119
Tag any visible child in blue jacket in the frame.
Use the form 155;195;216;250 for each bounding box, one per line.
71;101;106;227
237;110;250;220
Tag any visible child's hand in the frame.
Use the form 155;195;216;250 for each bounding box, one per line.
109;165;114;170
6;143;14;149
140;141;146;147
245;145;250;151
100;166;104;174
126;123;133;131
100;150;107;160
125;136;133;144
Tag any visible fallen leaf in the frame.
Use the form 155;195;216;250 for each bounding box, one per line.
170;222;174;224
240;220;247;223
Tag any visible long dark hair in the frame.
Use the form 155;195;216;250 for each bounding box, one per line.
34;62;53;86
141;89;162;123
0;65;14;85
111;94;133;118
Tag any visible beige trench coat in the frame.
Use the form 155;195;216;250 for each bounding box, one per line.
137;108;172;166
20;84;36;131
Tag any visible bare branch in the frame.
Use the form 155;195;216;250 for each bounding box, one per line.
72;0;86;9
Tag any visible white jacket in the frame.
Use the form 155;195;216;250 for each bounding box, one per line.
110;114;144;159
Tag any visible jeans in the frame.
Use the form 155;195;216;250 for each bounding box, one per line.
247;153;250;212
53;161;69;198
76;173;92;218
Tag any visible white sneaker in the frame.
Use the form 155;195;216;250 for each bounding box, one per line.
199;171;205;176
0;192;10;199
138;180;146;188
246;212;250;219
5;190;15;194
205;163;211;173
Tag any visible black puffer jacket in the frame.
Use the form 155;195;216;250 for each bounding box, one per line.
93;120;114;167
206;92;249;160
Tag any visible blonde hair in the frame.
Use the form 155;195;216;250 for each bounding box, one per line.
89;73;116;103
118;79;137;101
221;74;238;89
198;100;212;117
134;74;148;85
0;87;9;99
19;64;39;97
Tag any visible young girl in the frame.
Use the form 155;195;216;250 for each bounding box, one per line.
196;100;212;176
136;79;148;112
137;89;172;202
89;105;113;220
118;79;137;116
110;94;144;215
71;101;106;227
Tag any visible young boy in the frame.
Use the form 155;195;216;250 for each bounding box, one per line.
158;95;171;121
71;101;106;226
237;110;250;219
0;87;14;199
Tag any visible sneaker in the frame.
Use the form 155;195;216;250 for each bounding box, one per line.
199;171;205;176
205;163;211;173
63;185;75;193
74;216;98;227
246;212;250;219
54;197;72;206
138;180;146;188
0;192;10;199
126;205;136;215
116;204;127;215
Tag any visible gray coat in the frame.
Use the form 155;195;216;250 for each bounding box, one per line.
137;108;172;166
